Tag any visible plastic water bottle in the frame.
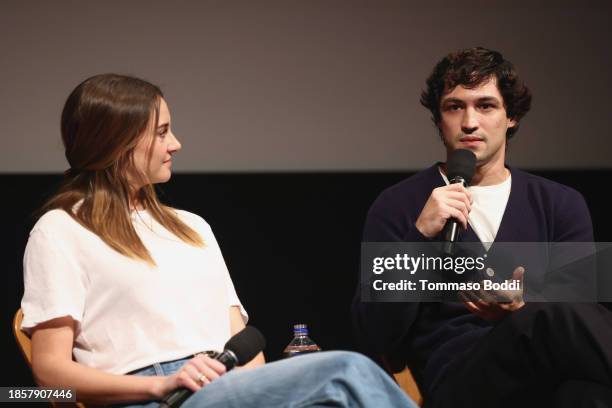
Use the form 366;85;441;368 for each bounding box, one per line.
282;324;322;358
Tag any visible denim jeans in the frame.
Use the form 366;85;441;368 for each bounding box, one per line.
115;350;417;408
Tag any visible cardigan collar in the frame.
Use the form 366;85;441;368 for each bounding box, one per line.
424;162;527;245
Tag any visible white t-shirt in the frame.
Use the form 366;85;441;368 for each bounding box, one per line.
21;208;247;374
439;167;511;249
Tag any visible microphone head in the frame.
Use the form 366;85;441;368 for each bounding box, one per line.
447;149;477;185
224;326;266;365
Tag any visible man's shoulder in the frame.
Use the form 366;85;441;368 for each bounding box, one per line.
372;165;442;210
511;167;592;241
364;165;441;241
512;167;587;205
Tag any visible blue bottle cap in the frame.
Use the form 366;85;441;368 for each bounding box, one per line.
293;323;309;336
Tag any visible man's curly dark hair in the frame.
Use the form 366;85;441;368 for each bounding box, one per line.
420;47;532;140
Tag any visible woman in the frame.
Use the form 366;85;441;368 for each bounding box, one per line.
20;74;416;407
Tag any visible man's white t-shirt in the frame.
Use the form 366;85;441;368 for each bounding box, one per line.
439;167;511;249
21;208;247;374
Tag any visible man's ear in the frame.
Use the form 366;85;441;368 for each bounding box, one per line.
508;117;517;128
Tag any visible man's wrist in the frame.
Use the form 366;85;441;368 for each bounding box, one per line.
414;220;432;239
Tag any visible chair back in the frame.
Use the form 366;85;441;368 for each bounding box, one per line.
393;368;423;406
381;354;423;406
13;309;32;366
13;308;86;408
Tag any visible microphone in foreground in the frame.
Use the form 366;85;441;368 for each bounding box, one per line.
441;148;476;254
160;326;266;408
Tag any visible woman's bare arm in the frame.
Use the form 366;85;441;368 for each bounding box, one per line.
31;316;224;405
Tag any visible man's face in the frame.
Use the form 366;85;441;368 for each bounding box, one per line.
438;77;516;165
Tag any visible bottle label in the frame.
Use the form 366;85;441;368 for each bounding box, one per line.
283;348;321;358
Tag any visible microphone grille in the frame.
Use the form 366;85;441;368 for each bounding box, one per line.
447;149;477;184
224;326;266;365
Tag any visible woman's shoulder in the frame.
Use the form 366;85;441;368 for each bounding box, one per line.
172;208;213;231
25;209;90;255
31;208;79;235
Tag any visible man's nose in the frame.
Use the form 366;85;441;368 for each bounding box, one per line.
461;108;479;134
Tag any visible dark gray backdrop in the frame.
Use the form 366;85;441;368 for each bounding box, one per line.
2;0;611;173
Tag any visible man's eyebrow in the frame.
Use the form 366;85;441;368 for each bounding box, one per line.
441;98;465;105
475;96;501;104
441;96;501;104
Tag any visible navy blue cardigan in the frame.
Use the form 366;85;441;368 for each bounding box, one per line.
352;164;594;394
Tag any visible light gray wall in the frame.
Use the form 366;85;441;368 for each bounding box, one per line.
1;0;611;172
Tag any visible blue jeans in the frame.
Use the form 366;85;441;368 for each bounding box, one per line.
116;351;417;407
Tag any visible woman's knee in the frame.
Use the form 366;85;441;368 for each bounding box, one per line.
316;351;388;381
311;351;378;369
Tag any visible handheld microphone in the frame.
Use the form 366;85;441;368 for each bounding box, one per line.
160;326;266;408
441;149;476;254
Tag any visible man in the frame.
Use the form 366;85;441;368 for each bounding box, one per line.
352;47;612;407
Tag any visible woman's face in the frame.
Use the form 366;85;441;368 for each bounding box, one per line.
132;98;181;187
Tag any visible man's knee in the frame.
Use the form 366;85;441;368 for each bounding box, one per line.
512;302;593;326
505;302;612;347
554;380;612;408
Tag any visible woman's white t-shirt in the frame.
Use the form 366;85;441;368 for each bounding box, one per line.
21;208;247;374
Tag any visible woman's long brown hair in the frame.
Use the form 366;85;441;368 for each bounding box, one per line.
41;74;203;265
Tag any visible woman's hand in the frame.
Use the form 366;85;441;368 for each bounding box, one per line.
152;354;227;399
